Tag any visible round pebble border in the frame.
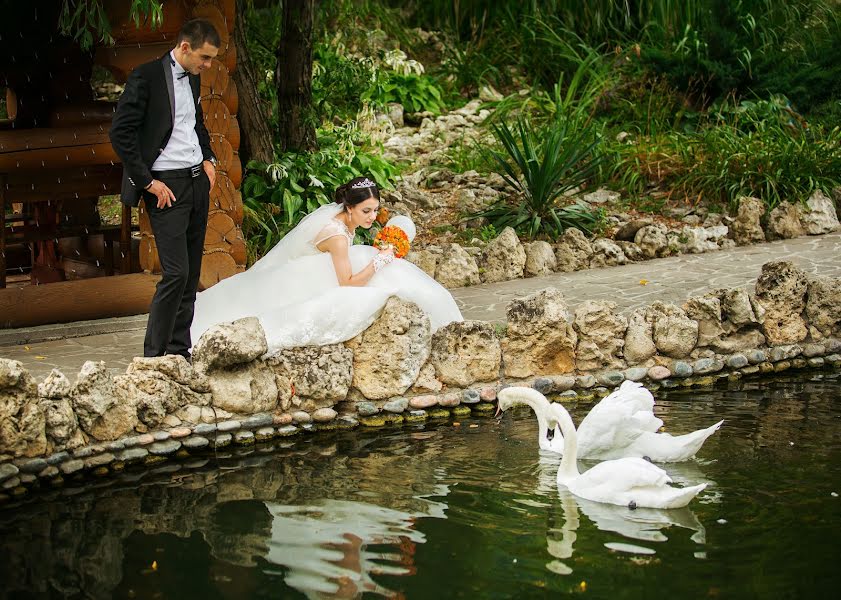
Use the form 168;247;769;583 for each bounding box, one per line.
0;342;839;504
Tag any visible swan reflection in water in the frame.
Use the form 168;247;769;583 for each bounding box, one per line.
544;479;709;576
525;450;713;575
262;484;449;598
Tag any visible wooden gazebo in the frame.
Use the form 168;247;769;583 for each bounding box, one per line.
0;0;244;328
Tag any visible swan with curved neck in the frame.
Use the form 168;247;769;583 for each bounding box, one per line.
498;380;722;462
498;387;708;509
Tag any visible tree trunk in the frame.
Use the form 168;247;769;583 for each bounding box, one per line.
232;0;274;165
276;0;317;153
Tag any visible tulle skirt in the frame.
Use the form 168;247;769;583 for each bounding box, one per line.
190;245;463;354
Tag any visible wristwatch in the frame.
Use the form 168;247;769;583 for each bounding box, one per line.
208;156;218;167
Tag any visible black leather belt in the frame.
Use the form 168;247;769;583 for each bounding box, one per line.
152;164;203;179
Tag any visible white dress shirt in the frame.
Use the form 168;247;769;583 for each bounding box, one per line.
152;51;202;170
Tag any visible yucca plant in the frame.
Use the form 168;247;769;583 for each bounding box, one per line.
472;116;606;239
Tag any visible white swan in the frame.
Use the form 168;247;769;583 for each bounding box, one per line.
498;387;708;509
498;380;722;462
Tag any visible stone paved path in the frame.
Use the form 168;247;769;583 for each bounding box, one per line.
2;231;839;382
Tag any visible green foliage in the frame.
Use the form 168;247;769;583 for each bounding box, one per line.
58;0;162;50
312;44;376;122
608;95;841;210
241;126;398;263
363;72;446;114
473;116;606;240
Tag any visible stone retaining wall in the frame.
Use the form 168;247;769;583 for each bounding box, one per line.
1;259;839;500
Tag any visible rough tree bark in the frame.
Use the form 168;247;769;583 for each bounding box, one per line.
276;0;317;153
232;0;274;165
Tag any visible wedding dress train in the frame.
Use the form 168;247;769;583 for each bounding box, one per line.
190;203;463;354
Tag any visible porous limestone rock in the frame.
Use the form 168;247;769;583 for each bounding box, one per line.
524;241;556;276
554;228;592;272
0;359;45;457
405;247;440;278
624;308;657;365
650;303;699;359
346;297;431;400
434;243;481;288
71;361;137;442
805;275;841;339
480;226;526;283
502;288;577;378
589;238;626;268
38;369;72;399
191;317;269;373
410;362;443;393
755;261;809;345
40;397;85;451
573;301;628;371
208;361;279;414
767;202;804;240
634;223;670;259
267;344;353;406
731;196;766;245
798;190;840;235
114;371;186;429
430;321;501;386
683;295;725;348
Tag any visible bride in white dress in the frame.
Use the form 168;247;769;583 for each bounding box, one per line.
190;176;463;354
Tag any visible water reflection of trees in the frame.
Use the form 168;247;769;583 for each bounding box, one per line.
0;429;455;598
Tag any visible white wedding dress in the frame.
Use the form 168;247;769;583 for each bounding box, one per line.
190;203;463;354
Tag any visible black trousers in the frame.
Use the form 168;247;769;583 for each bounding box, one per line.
143;168;210;358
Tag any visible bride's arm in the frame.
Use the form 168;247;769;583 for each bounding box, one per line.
318;236;393;287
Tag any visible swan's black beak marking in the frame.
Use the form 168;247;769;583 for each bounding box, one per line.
628;500;637;510
546;428;555;441
642;455;652;463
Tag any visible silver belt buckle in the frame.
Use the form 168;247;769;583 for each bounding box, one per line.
190;164;202;178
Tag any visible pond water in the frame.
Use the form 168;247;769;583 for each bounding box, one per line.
2;372;840;599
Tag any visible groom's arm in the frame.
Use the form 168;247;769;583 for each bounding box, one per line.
110;69;154;191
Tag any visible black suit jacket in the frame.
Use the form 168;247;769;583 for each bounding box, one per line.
109;54;215;207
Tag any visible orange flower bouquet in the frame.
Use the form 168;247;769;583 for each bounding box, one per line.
373;225;410;258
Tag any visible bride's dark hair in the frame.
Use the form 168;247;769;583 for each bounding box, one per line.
335;176;380;206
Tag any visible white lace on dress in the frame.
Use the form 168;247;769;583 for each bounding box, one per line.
313;218;354;248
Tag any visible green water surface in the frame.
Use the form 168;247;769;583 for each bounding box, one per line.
1;372;840;599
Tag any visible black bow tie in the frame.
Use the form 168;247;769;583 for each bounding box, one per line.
169;56;189;79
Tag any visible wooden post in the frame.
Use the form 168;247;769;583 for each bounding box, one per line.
0;173;6;288
121;202;132;275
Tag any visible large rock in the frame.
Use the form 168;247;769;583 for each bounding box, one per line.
589;238;626;268
524;241;556;276
624;308;657;365
650;303;698;358
683;295;725;347
554;228;592;272
616;241;644;262
430;321;501;386
502;288;577;378
0;359;45;457
114;371;185;428
346;297;431;400
805;275;841;339
720;288;765;331
799;190;840;235
573;301;627;371
40;397;85;451
634;223;671;259
767;202;804;240
71;361;137;442
615;218;652;242
680;225;728;254
731;196;766;245
208;361;278;414
480;226;526;283
267;344;353;406
38;369;72;399
191;317;269;373
755;261;809;345
434;243;481;288
126;354;207;391
405;248;440;278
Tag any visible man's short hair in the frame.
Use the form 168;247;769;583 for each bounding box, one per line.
177;19;221;49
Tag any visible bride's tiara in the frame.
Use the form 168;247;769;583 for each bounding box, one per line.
351;178;376;189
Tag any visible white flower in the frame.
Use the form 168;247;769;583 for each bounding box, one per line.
309;175;324;188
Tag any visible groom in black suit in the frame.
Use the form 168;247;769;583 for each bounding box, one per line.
110;19;220;361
